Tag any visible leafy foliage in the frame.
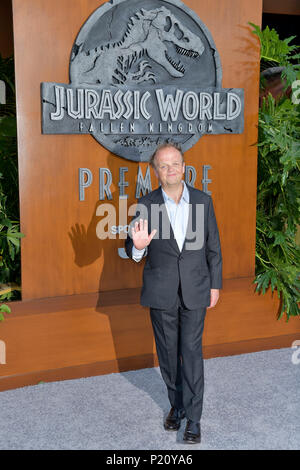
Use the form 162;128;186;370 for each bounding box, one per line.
0;302;11;322
250;24;300;321
0;54;23;308
249;22;300;88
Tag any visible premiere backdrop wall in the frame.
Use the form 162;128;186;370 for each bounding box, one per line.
13;0;258;299
0;0;298;391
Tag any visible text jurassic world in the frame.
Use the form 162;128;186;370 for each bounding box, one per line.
43;84;242;135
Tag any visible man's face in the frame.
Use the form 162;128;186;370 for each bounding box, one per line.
153;147;185;188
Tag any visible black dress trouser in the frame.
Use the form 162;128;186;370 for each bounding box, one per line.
150;282;207;423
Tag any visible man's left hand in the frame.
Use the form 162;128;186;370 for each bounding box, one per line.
207;289;220;309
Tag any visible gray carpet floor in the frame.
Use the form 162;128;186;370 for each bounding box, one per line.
0;347;299;450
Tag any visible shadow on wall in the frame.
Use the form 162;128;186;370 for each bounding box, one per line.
68;150;159;391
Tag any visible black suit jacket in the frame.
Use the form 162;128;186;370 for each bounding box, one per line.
125;183;222;310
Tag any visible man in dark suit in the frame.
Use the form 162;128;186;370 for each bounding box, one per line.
125;142;222;444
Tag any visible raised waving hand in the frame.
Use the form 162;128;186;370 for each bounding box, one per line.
131;219;157;251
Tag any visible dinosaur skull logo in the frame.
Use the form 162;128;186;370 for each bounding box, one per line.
42;0;244;161
70;6;205;85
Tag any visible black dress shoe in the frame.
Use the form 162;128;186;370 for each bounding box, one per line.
183;420;201;444
164;407;186;431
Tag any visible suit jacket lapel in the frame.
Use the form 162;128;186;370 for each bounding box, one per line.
181;184;196;254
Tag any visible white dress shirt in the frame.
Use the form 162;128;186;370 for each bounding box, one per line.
132;181;190;262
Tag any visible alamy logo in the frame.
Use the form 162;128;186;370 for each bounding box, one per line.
96;199;205;250
0;340;6;364
292;80;300;104
291;340;300;365
0;79;5;105
41;0;244;161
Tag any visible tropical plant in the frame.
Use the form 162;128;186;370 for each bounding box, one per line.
250;23;300;321
0;53;24;318
250;22;300;87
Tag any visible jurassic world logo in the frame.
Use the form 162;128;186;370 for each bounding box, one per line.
41;0;244;161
